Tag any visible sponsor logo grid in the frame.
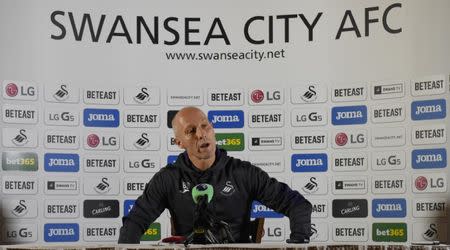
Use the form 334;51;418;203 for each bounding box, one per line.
0;77;448;243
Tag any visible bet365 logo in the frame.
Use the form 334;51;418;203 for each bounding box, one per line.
140;223;160;241
215;133;244;151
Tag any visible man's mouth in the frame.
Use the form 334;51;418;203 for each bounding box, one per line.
199;142;210;149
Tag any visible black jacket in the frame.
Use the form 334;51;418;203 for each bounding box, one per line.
118;149;312;243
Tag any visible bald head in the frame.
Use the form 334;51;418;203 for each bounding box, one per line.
171;106;207;137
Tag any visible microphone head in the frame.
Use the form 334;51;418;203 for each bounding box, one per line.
191;183;214;204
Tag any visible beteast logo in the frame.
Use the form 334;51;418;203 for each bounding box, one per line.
45;130;79;149
411;99;446;120
207;89;244;106
123;109;160;128
372;223;407;242
291;84;327;104
412;124;446;145
84;155;120;173
291;130;327;150
124;155;159;173
291;108;327;127
332;86;366;102
372;151;405;171
124;86;160;105
3;224;37;243
216;133;244;151
371;103;405;123
83;108;120;127
3;81;37;100
84;223;120;242
45;199;79;218
372;175;406;194
44;223;79;242
332;199;368;218
372;199;406;218
333;176;368;195
2;176;37;194
372;83;404;99
412;75;446;96
208;110;244;128
83;200;119;218
83;88;120;105
413;174;447;193
84;132;119;151
333;130;367;149
332;105;367;125
123;199;136;216
249;110;283;128
44;153;79;172
332;152;367;172
2;151;38;171
249;88;283;105
333;223;367;242
124;177;148;195
2;104;38;124
413;198;447;218
250;201;283;218
310;199;328;218
45;108;79;126
412;148;447;169
291;154;327;172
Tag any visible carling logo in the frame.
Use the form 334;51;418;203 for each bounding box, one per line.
124;199;136;216
83;108;119;127
83;200;119;218
332;105;367;125
44;223;79;242
372;199;406;218
124;85;160;105
332;199;368;218
208;110;244;128
412;148;446;169
2;151;38;171
44;153;79;172
207;89;244;106
2;81;37;100
251;201;283;218
411;99;446;120
291;154;327;172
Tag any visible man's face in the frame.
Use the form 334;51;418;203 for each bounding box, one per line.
174;108;216;160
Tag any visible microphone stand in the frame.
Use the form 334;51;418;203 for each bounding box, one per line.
184;195;234;246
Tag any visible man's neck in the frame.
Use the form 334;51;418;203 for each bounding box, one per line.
190;156;215;171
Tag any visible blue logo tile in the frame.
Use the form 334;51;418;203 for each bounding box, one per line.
167;155;178;164
291;154;328;172
372;199;406;218
332;105;367;125
83;108;120;127
411;99;446;120
208;110;244;128
44;153;79;172
251;201;283;218
412;148;447;169
44;223;79;242
124;199;136;216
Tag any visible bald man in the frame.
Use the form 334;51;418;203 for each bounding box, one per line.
118;107;312;244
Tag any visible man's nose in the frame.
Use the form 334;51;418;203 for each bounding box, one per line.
196;127;207;139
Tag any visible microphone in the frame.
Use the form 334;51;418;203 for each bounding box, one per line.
191;183;214;204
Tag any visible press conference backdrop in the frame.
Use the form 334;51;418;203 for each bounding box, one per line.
0;0;449;245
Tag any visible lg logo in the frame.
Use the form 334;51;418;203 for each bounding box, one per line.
250;89;282;105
